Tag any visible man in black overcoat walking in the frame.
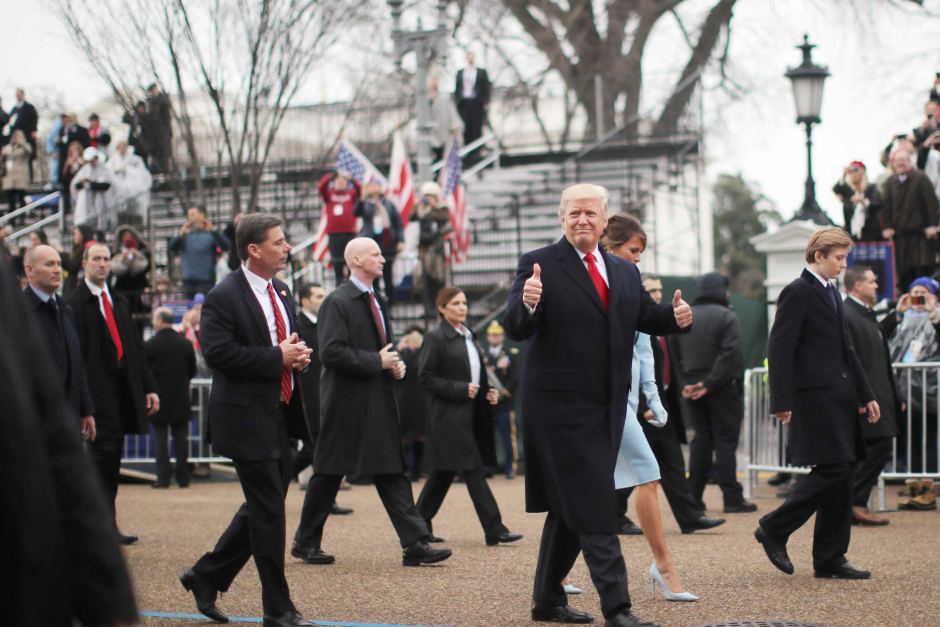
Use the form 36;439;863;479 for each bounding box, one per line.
66;242;159;545
504;184;692;627
757;227;880;581
178;214;317;627
842;265;901;526
145;306;197;488
297;237;452;567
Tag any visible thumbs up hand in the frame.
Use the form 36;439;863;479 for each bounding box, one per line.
672;289;692;328
523;263;543;308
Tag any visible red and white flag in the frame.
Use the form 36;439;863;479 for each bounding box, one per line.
387;131;415;225
310;211;330;265
438;136;470;263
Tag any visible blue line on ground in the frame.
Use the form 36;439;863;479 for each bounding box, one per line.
140;610;449;627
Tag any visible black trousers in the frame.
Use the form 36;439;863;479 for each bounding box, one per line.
416;470;507;538
327;232;356;285
687;384;745;506
295;472;428;550
457;99;485;147
192;414;295;616
154;422;190;485
533;512;630;619
759;462;854;569
88;436;124;519
853;437;893;508
619;430;703;528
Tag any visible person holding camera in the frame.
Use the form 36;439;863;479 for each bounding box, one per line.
168;205;230;299
355;182;403;303
834;161;883;242
317;169;361;284
415;182;452;323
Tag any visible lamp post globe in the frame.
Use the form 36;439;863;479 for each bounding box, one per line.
785;34;831;224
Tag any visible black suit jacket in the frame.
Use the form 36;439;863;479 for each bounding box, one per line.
66;281;155;438
7;101;38;137
144;327;197;425
767;269;875;465
199;268;307;461
23;286;94;422
297;311;321;440
503;238;685;533
455;68;491;104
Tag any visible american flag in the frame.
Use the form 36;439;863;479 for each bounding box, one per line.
438;136;469;263
387;132;415;224
335;139;388;187
310;211;330;264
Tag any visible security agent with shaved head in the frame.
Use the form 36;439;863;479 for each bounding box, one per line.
179;213;317;627
504;183;692;627
297;236;453;567
756;227;880;581
66;242;159;546
23;244;95;439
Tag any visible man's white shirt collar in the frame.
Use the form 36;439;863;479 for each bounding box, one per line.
806;268;831;288
243;263;272;294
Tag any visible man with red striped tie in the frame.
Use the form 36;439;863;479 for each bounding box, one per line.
179;214;316;627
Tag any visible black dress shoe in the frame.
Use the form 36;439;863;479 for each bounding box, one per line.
290;544;335;564
118;532;138;545
531;604;594;623
723;500;758;513
604;610;660;627
814;562;871;579
402;540;452;566
151;481;170;489
680;515;727;534
179;568;229;623
330;503;353;515
263;609;316;626
426;534;446;543
485;531;523;546
754;526;793;574
617;519;642;535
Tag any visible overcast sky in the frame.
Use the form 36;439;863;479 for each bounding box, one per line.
3;1;938;224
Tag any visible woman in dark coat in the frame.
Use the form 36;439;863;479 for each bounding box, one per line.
415;286;522;546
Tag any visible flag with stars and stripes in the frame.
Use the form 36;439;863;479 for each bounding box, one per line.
387;132;415;225
335;139;388;187
437;136;469;263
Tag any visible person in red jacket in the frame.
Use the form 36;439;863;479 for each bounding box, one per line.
317;170;361;284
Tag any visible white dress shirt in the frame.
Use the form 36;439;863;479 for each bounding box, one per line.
242;264;292;347
806;267;834;289
462;66;478;99
302;310;318;325
84;276;117;319
454;323;481;385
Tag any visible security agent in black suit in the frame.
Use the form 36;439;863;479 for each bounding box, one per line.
66;242;159;546
504;185;692;627
179;214;317;627
22;245;96;439
621;273;726;534
757;227;880;581
297;237;452;567
0;259;137;627
842;266;901;526
144;307;197;488
455;51;491;148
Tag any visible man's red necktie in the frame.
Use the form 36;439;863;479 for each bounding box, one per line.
369;291;387;344
100;292;124;361
583;253;609;310
267;283;292;404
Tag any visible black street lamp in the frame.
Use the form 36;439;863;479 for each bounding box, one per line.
785;34;832;224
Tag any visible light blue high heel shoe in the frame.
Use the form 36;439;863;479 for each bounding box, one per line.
649;563;698;602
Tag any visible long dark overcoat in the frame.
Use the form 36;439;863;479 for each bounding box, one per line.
66;281;155;438
843;297;900;440
296;312;321;441
315;281;404;476
767;269;875;465
419;321;492;471
144;327;197;425
503;238;682;533
199;268;308;461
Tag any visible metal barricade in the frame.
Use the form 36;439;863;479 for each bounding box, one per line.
121;378;229;464
744;364;940;509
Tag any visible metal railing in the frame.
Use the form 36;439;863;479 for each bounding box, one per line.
3;192;63;242
120;378;229;464
743;364;940;510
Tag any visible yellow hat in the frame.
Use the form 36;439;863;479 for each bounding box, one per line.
486;320;505;335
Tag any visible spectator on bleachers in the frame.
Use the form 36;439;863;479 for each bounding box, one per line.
415;181;451;322
930;73;940;103
122;100;151;169
429;75;462;163
834;161;883;242
0;98;7;131
2;88;38;180
454;51;490;150
87;113;111;150
61;141;86;214
881;149;939;290
168;205;229;299
44;113;65;189
58;112;90;181
110;141;153;224
355;181;403;303
111;225;150;323
1;129;32;218
318;169;361;284
146;83;172;174
71;147;115;230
